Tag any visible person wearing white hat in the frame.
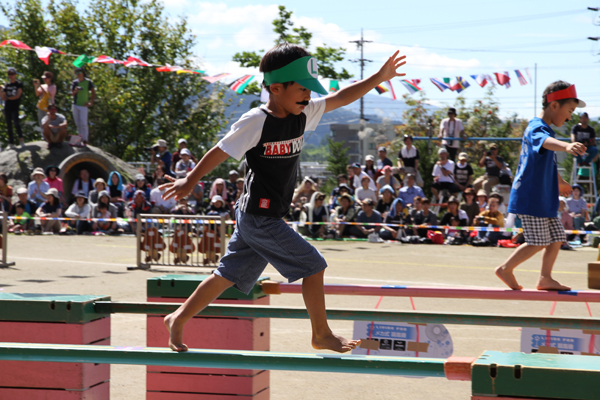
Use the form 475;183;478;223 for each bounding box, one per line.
10;187;38;216
36;187;62;233
171;138;198;167
150;139;173;176
364;154;376;180
174;148;196;178
206;194;231;219
27;167;50;206
431;147;459;199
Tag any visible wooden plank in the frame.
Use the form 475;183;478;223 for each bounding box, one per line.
147;275;269;300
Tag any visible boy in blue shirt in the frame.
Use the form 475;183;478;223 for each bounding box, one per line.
496;81;586;291
160;44;406;353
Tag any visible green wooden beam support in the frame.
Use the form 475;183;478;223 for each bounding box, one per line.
94;301;600;331
0;342;446;377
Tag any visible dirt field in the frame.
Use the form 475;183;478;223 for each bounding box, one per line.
1;235;597;399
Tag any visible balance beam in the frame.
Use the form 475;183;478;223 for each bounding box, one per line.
261;282;600;303
93;301;600;330
0;342;448;378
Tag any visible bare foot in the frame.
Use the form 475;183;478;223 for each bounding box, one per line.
495;265;523;290
164;313;189;352
537;276;571;291
312;331;360;353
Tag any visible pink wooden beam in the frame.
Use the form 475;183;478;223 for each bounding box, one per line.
261;281;600;303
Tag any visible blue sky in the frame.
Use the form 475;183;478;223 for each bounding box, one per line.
3;0;599;119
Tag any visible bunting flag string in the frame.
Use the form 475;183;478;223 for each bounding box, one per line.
430;78;450;92
229;74;255;94
399;79;421;95
34;46;65;65
514;69;528;86
385;80;397;100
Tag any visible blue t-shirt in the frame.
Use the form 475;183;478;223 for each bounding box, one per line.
508;118;558;218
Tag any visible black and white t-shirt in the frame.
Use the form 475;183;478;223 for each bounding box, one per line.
572;124;596;145
3;80;23;110
398;146;419;168
454;161;473;186
484;155;504;177
218;98;326;218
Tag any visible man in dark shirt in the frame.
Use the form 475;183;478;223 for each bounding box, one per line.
10;187;38;216
376;146;393;174
474;143;504;194
571;112;598;166
0;67;24;147
151;139;173;176
348;198;382;238
454;152;474;192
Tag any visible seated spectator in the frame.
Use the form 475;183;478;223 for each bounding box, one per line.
474;197;505;245
431;148;459;200
11;187;37;216
474;143;504;194
476;189;488;212
41;104;67;149
558;197;575;245
151;139;173;177
171;138;198;167
376;146;393;175
151;164;166;189
571;112;598;166
36;188;62;233
71;168;95;202
392;167;404;189
409;196;422;220
351;162;376;191
413;197;438;237
44;166;65;207
355;175;378;206
0;173;12;211
445;216;464;244
292;177;316;207
64;191;91;234
329;174;352;210
88;178;106;208
301;192;334;239
376;166;399;193
91;190;123;233
171;196;195;215
28;167;49;207
8;201;32;233
234;178;244;203
332;193;358;238
174;148;195;178
349;198;382;239
346;164;356;191
398;174;425;207
125;173;151;202
364;155;376;180
567;184;588;230
190;182;205;213
125;190;151;231
397;135;423;187
227;170;240;201
329;183;352;211
206;195;232;219
440;196;469;227
376;185;395;216
460;188;479;225
107;171;124;202
489;190;507;215
209;178;229;205
454;152;474;192
380;198;410;241
499;162;513;185
150;177;176;214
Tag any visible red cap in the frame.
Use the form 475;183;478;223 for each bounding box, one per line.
546;85;586;108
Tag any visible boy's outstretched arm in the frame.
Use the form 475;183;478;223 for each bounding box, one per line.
324;51;406;113
160;147;230;200
542;137;586;156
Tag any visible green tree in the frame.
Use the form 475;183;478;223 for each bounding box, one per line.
232;4;352;90
325;138;349;176
0;0;230;161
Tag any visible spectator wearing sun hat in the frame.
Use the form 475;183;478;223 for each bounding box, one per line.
36;187;62;233
171;138;197;167
364;154;377;180
65;191;92;234
28;167;49;206
454;152;474;193
174;148;196;178
151;139;173;176
11;187;37;216
431;147;459;200
376;165;399;193
206;194;231;219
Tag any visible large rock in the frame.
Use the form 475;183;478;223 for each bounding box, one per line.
0;141;140;199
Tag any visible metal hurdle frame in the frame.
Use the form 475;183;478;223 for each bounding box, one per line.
132;214;228;270
0;212;15;268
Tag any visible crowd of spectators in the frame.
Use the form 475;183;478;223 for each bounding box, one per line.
1;67;95;149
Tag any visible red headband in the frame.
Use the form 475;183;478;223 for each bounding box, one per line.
546;85;577;103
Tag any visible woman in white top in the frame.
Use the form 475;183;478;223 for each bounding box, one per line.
354;175;378;206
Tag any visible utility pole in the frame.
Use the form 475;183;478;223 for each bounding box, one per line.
534;63;537;117
349;29;372;121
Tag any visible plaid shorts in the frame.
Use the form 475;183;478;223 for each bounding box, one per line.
518;215;566;247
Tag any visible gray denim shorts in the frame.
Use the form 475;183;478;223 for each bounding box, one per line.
214;208;328;294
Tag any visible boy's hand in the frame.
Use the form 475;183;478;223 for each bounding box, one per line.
566;142;586;156
376;51;407;82
558;180;572;197
161;175;195;201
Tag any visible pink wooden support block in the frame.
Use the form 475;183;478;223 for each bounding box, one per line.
0;318;110;343
147;370;269;395
147;388;270;400
0;381;109;400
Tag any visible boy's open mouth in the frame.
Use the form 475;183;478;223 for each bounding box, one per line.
296;100;309;106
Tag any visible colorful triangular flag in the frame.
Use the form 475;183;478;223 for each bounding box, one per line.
329;80;340;93
385;80;397;100
399;79;421;95
514;70;528;86
123;56;152;67
93;55;123;64
470;74;488;88
494;72;510;87
34;46;65;65
0;39;31;50
229;75;255;94
156;64;183;72
430;78;450;92
525;68;532;83
202;73;231;83
73;54;96;68
374;83;388;94
176;69;201;75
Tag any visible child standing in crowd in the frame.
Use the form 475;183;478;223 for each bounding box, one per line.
496;81;586;291
160;43;406;353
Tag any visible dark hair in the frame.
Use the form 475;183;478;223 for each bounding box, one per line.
260;43;311;93
413;196;422;203
542;80;576;109
448;107;457;115
0;173;8;184
338;174;348;180
421;197;430;205
15;201;24;210
98;202;107;210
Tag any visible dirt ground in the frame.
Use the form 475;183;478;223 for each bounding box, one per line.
1;235;598;399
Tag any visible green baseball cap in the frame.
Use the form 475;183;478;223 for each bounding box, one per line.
263;56;328;95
